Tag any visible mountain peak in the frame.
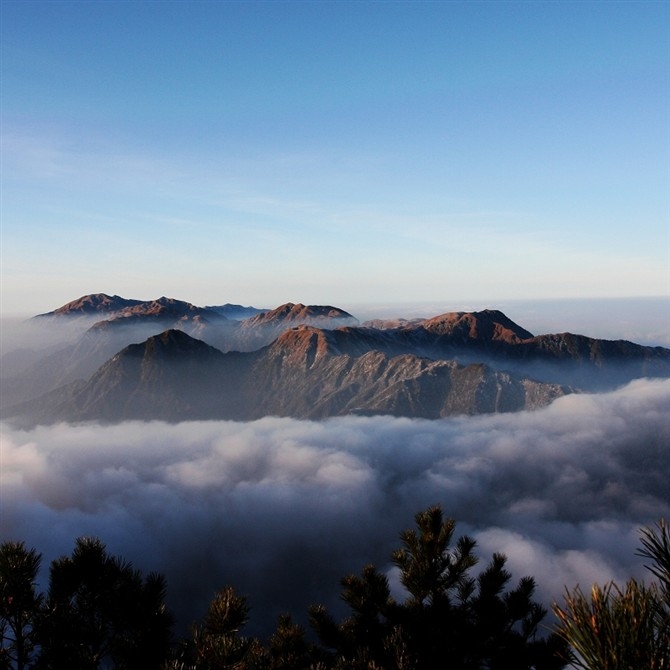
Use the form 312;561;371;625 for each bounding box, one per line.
36;293;143;317
117;297;211;317
422;310;533;343
267;325;339;366
125;329;224;360
244;302;358;327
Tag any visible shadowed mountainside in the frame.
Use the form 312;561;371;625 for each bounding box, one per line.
3;295;670;424
14;327;569;424
0;298;351;407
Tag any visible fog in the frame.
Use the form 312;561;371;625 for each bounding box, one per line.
2;377;669;637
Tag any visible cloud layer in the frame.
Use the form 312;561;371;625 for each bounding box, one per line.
2;378;669;636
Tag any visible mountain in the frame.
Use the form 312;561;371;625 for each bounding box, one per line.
57;330;246;422
0;299;361;407
79;300;359;355
233;302;359;352
361;310;532;343
205;303;266;320
4;297;669;425
36;293;144;317
242;326;568;419
243;302;358;327
35;294;234;337
420;310;534;343
354;310;670;390
1;298;231;407
14;328;569;424
88;296;228;326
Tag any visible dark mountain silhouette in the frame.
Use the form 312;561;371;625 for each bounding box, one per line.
57;330;247;422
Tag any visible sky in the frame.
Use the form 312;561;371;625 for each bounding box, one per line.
1;0;669;315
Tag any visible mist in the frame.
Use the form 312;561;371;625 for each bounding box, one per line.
2;377;668;637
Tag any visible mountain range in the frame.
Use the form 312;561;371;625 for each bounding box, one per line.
2;293;669;425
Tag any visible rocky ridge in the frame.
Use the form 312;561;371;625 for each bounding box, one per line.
3;294;669;425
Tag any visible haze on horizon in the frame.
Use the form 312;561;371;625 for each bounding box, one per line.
1;1;669;315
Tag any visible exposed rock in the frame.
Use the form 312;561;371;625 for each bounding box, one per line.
4;297;669;425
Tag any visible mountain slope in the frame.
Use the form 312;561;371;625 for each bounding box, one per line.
2;299;354;407
243;326;568;419
12;327;569;424
4;298;669;423
56;330;246;422
353;311;670;389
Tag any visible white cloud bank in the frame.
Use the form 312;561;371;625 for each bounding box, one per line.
2;378;669;636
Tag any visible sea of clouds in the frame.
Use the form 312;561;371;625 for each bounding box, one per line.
2;377;669;637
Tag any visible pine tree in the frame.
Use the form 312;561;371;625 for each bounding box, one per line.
553;519;670;670
0;541;42;670
310;505;566;669
37;537;172;670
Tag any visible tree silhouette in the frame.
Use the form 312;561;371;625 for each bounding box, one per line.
37;537;172;670
168;585;254;670
310;505;566;669
0;541;42;670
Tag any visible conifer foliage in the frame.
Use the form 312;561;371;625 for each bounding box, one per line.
0;542;42;670
553;519;670;670
309;505;566;669
3;507;668;669
37;537;173;670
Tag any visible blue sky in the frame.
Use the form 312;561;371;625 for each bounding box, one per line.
1;0;669;315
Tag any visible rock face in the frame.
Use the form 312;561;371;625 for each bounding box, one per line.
29;328;569;424
242;326;567;420
4;295;670;425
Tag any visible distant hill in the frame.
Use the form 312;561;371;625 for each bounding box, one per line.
11;328;568;424
3;294;669;425
36;293;144;317
243;302;358;327
205;303;266;320
1;297;360;407
233;302;359;351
